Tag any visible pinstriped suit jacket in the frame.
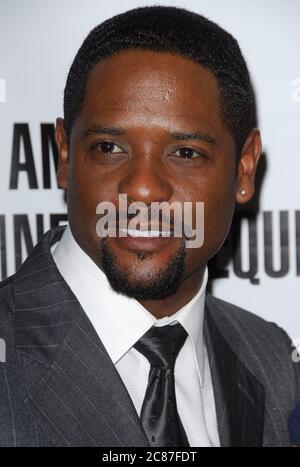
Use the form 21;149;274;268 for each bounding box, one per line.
0;226;299;447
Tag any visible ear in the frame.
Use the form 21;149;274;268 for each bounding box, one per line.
235;128;262;204
55;117;69;189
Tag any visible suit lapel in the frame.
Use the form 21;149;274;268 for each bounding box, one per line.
13;227;149;447
204;297;265;447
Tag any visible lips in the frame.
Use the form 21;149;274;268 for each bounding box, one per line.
113;224;177;251
118;227;173;238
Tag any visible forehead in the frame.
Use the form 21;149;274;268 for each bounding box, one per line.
82;50;222;120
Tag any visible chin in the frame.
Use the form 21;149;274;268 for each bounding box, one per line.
100;237;186;301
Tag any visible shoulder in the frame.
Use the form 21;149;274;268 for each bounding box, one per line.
0;274;16;341
205;293;300;396
205;292;291;344
205;292;299;378
0;274;15;315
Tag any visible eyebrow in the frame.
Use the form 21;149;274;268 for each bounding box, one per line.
82;125;125;137
169;131;216;145
82;125;217;145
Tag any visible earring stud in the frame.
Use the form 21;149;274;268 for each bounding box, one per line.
240;189;246;196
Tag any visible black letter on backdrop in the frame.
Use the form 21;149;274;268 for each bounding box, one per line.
9;123;38;189
41;123;58;189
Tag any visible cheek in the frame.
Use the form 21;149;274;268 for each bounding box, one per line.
183;193;235;274
66;170;102;245
205;190;235;234
68;155;104;211
184;168;236;258
203;180;237;259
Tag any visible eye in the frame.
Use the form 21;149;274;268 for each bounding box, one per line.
93;141;124;154
172;147;204;159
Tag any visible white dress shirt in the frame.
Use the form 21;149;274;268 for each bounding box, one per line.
51;225;220;447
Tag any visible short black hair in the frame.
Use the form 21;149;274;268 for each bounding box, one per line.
64;5;256;157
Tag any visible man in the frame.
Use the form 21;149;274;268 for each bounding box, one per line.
0;5;299;447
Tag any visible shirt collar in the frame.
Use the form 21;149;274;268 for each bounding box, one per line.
52;224;208;387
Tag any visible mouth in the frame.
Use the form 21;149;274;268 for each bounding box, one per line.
118;227;173;238
114;225;178;252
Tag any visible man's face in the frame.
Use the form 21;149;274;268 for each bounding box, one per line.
56;50;260;303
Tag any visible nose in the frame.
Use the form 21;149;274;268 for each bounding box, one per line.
118;151;173;206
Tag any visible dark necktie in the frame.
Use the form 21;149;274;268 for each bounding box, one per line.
133;322;190;447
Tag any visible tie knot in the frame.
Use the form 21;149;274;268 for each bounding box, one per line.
133;322;188;370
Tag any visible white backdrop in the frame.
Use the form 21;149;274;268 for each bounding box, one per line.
0;0;299;339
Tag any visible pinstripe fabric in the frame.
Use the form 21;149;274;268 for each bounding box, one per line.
205;294;300;446
0;225;299;446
